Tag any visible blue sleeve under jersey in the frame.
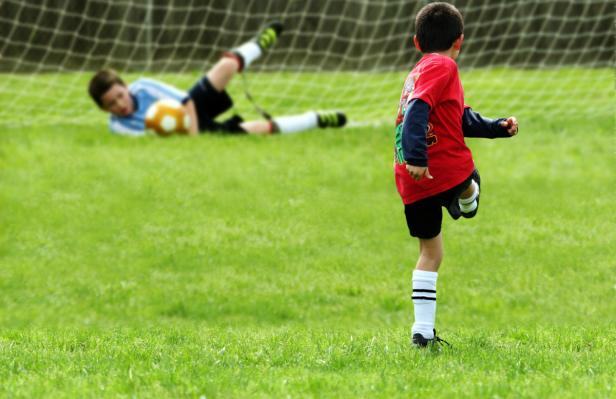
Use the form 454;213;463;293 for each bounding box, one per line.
401;102;513;166
462;108;511;138
402;98;430;167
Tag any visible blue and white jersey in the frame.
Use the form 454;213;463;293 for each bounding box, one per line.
109;78;188;136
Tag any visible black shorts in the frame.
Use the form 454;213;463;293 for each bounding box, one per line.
185;77;246;134
404;170;479;239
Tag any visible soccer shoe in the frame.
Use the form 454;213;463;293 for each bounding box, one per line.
255;21;283;51
412;329;451;348
317;111;347;128
460;169;481;219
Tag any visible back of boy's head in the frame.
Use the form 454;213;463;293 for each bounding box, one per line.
415;2;464;53
88;69;125;108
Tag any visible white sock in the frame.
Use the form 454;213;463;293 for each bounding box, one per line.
412;269;438;339
459;180;479;213
233;42;262;69
273;112;318;134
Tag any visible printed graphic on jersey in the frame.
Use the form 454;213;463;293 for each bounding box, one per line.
426;122;437;147
395;73;420;126
394;73;421;164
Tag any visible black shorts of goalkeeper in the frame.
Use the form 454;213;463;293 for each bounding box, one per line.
184;76;246;134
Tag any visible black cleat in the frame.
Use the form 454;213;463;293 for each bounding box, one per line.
317;111;347;128
255;21;283;51
412;329;451;348
460;169;481;219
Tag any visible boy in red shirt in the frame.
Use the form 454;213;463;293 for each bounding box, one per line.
394;2;519;347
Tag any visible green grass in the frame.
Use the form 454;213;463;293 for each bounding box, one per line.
1;329;613;398
0;70;615;397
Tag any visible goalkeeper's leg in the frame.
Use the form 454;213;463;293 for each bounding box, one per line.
240;111;347;135
229;21;282;71
206;57;240;92
208;21;283;92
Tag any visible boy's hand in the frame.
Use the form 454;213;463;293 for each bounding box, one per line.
500;117;518;136
406;164;433;181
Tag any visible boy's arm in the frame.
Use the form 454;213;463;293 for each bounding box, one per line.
462;107;518;138
402;98;433;180
402;99;429;166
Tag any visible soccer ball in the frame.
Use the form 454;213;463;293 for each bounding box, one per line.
145;98;191;136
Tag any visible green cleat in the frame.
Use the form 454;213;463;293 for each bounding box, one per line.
255;21;283;51
317;111;347;128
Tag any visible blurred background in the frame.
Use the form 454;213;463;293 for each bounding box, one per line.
0;0;613;125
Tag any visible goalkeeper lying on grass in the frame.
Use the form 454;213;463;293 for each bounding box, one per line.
88;21;346;137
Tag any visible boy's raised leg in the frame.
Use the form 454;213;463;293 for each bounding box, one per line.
459;169;481;218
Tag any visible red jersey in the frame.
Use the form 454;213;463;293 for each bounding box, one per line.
394;53;474;204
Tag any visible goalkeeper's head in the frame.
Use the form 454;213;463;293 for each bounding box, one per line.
414;2;464;55
88;69;134;117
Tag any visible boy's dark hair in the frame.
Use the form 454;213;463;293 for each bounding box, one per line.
415;2;464;53
88;69;125;108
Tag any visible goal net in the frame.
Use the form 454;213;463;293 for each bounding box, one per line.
0;0;613;128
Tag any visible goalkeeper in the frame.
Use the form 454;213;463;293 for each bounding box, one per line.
88;22;346;136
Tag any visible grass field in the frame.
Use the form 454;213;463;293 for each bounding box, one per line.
0;69;615;398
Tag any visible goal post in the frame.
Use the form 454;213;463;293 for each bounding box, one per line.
0;0;613;128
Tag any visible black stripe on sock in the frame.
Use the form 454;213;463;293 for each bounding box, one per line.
413;289;436;293
412;296;436;301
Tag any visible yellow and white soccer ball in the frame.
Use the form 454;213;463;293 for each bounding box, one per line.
145;98;191;136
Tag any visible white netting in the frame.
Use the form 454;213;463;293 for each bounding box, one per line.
0;0;613;128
